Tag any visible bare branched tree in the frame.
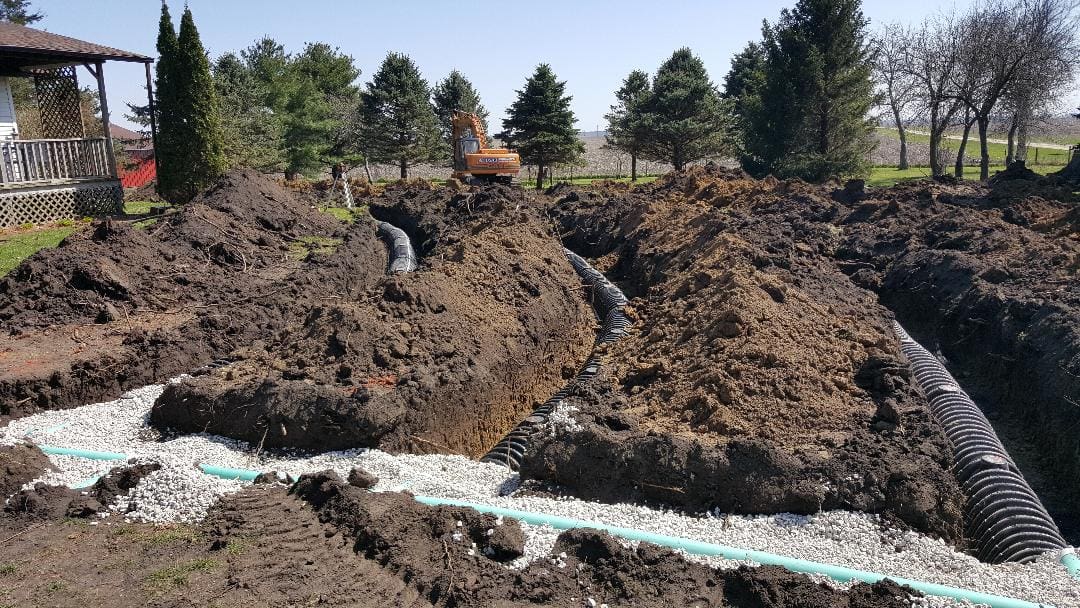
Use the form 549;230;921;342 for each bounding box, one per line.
903;13;965;177
871;23;918;169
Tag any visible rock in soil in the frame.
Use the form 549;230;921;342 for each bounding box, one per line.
150;183;595;457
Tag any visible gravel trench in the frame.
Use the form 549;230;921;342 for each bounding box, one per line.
1;382;1078;608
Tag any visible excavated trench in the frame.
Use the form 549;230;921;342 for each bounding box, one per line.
150;182;597;458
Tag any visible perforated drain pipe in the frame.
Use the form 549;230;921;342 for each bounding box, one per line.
893;321;1068;564
480;248;631;469
376;221;418;273
412;495;1048;608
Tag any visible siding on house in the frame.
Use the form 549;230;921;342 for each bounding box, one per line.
0;77;18;141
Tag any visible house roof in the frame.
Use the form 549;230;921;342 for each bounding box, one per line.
0;22;151;75
109;124;145;141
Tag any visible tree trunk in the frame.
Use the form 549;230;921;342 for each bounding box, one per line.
954;119;973;179
977;117;991;181
1006;113;1019;166
1016;122;1029;162
364;157;373;182
631;154;638;182
929;107;943;177
535;165;545;191
399;158;407;180
891;107;909;170
284;170;298;181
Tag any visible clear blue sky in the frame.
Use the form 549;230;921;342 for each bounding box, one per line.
28;0;1077;131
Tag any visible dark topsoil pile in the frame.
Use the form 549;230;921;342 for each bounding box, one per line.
150;183;595;457
1;169;364;418
532;168;968;541
0;469;916;607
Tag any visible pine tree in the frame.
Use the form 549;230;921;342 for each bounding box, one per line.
432;70;489;152
213;52;284;172
0;0;42;24
722;42;766;120
742;0;876;181
604;70;650;181
172;6;226;201
284;43;359;178
501;64;583;190
358;52;442;179
637;48;734;171
153;3;181;200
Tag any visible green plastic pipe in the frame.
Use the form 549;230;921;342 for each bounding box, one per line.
414;496;1052;608
1062;552;1080;580
199;463;260;481
72;476;100;489
38;445;128;461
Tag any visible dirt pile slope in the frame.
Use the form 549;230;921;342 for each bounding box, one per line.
0;474;915;607
151;184;595;456
530;167;965;540
835;178;1080;540
0;443;50;500
1;169;365;419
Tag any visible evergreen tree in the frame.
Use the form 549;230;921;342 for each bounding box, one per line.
287;43;360;177
213;52;284;172
741;0;876;181
153;3;182;200
722;42;766;119
358;52;442;179
0;0;42;24
501;64;583;190
637;48;734;170
604;70;650;181
172;6;226;201
432;70;489;151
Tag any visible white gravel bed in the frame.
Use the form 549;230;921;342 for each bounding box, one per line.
2;381;1078;607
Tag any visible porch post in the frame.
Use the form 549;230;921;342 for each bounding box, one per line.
93;61;118;179
144;61;159;175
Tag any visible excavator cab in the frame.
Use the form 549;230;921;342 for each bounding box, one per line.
450;110;520;185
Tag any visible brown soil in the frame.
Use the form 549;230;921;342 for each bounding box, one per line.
0;471;917;607
0;443;50;500
0;169;356;419
149;183;594;456
527;167;968;541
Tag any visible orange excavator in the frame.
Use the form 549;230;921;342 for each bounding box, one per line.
450;110;521;184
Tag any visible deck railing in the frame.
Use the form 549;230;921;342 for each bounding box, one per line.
0;138;112;185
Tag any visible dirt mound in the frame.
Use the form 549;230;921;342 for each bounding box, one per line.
533;165;965;540
287;470;916;607
151;184;595;456
0;443;50;500
0;475;915;607
0;169;374;419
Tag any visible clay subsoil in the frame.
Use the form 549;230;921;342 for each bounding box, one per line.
527;166;1079;543
150;182;595;456
0;470;916;608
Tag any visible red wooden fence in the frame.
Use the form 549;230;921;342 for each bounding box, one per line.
118;156;156;188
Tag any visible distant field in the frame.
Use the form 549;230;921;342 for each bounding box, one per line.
876;128;1071;166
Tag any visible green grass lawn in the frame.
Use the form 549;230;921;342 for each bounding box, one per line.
0;225;77;276
867;163;1059;187
877;127;1071;166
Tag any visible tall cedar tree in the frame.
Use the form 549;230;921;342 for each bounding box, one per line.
0;0;42;23
432;70;489;152
722;42;766;156
154;3;181;199
604;70;650;181
638;48;734;170
171;6;226;201
501;64;583;190
743;0;876;180
359;53;442;179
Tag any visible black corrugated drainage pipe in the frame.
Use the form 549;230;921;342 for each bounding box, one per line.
376;221;418;273
894;321;1068;563
481;249;631;470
